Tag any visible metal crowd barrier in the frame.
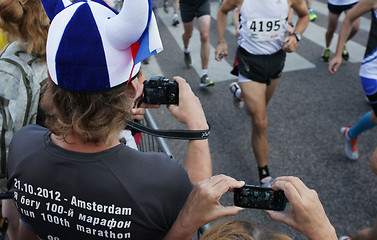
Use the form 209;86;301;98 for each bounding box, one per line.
137;109;172;156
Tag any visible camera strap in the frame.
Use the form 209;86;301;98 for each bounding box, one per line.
125;120;210;140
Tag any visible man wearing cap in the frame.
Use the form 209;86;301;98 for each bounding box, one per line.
5;0;211;239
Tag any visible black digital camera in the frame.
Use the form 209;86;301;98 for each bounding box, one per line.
142;76;179;105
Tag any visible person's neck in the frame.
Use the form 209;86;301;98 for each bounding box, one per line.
50;133;119;153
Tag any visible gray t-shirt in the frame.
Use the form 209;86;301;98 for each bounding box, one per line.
7;124;193;240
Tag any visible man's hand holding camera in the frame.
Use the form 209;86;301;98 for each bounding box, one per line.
164;175;245;240
137;75;208;131
267;177;337;240
167;77;209;131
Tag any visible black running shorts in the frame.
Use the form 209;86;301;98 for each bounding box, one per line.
328;2;357;15
231;46;286;85
180;0;210;23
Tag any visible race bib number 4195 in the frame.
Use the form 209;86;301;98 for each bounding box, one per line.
246;18;285;42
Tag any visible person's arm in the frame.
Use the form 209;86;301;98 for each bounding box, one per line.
287;8;294;34
167;76;211;184
164;175;245;240
351;217;377;240
215;0;242;61
283;0;309;52
266;176;337;240
232;7;240;38
184;137;211;185
328;0;376;73
369;145;377;175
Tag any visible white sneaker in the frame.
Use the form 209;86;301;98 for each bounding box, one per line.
339;236;351;240
172;17;179;26
229;82;244;108
260;176;274;188
340;126;359;160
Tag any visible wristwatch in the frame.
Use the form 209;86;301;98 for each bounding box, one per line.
292;33;302;42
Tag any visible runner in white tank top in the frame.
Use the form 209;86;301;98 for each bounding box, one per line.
216;0;309;187
238;0;289;55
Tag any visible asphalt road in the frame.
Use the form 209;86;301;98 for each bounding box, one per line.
142;1;376;239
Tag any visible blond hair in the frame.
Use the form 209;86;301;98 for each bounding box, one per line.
0;0;49;56
201;220;293;240
40;79;133;145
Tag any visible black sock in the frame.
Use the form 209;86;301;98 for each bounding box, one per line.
258;165;270;181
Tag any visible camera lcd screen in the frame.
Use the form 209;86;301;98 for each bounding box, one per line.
234;185;286;211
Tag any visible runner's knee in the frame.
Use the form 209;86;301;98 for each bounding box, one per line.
252;117;268;133
182;31;192;40
200;32;209;43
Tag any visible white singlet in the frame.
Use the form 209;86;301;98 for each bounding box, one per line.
359;10;377;79
238;0;289;55
328;0;358;6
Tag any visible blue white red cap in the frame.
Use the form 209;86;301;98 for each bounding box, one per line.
42;0;163;92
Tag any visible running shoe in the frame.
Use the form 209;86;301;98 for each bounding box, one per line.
339;237;351;240
184;52;192;68
163;2;168;13
172;17;179;26
200;74;214;87
321;49;331;62
309;8;317;21
229;82;244;108
340;126;359;160
261;176;274;188
342;45;349;61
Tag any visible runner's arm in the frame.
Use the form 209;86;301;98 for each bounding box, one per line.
167;77;212;185
291;0;309;36
283;0;309;52
216;0;242;61
329;0;376;73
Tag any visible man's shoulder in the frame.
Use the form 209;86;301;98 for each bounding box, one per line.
12;124;47;145
7;125;47;176
110;148;189;182
126;149;182;169
17;124;47;135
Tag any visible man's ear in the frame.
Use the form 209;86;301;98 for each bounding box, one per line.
128;79;143;98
